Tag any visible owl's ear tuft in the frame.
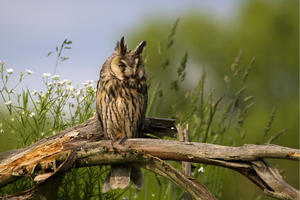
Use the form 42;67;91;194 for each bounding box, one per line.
115;36;127;55
134;41;147;56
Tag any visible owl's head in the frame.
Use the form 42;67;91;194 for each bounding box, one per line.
103;37;147;81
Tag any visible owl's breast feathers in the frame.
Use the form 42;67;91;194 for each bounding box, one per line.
96;76;147;141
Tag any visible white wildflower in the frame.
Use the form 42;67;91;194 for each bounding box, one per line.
88;80;94;87
26;69;33;75
134;192;138;199
47;82;53;87
31;90;37;95
76;90;81;96
62;79;68;84
198;166;205;173
41;132;45;136
11;130;15;134
11;118;15;122
83;80;92;86
58;80;67;85
88;80;94;84
51;75;60;80
5;100;12;105
67;85;75;92
6;68;13;74
29;112;35;117
42;73;51;78
152;194;155;197
0;129;4;134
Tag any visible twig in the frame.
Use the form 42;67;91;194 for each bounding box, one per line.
177;124;192;200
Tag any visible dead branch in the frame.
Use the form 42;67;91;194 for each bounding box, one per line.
0;116;299;200
177;124;193;200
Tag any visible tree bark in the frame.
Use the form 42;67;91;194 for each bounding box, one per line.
0;116;299;200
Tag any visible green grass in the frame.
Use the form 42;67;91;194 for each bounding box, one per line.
0;21;292;199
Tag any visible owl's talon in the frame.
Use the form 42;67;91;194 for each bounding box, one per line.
111;140;118;151
119;136;128;145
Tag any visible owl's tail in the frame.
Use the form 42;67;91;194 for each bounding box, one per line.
102;164;144;193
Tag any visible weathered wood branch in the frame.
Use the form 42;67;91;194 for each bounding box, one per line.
178;124;193;200
0;116;299;200
142;156;216;200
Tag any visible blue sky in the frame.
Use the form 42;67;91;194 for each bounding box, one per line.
0;1;237;90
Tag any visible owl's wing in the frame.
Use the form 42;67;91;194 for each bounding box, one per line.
96;80;105;136
137;82;148;138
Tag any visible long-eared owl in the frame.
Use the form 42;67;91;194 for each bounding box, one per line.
96;37;147;192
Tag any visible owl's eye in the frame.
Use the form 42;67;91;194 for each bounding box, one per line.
118;63;126;68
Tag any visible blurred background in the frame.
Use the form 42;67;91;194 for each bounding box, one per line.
0;0;298;199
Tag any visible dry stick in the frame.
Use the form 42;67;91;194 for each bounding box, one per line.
143;156;216;200
183;124;193;200
183;124;191;177
0;116;299;199
177;124;193;200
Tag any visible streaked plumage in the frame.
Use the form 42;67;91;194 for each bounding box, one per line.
96;37;147;192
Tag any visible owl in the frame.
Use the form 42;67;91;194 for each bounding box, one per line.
96;37;147;192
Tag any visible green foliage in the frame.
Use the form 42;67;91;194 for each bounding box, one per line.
126;1;298;198
125;22;257;199
47;38;72;74
171;51;188;91
0;60;116;199
0;62;95;146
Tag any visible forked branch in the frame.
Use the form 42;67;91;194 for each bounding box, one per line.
0;116;299;200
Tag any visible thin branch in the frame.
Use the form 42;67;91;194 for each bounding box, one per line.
142;156;216;200
177;124;193;200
